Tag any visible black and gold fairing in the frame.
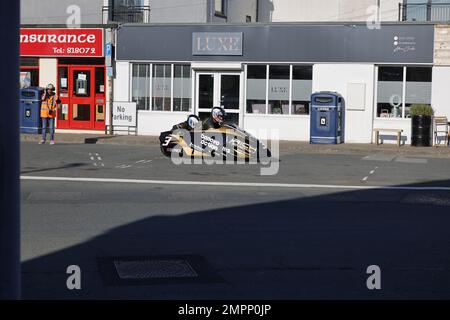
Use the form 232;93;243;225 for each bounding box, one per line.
159;123;271;162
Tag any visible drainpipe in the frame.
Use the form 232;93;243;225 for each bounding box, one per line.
256;0;259;22
0;0;20;299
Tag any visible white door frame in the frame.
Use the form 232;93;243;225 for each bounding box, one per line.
194;70;244;126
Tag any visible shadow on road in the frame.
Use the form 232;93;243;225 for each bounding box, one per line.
20;163;86;175
21;179;450;299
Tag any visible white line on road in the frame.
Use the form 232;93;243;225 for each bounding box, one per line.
20;175;450;191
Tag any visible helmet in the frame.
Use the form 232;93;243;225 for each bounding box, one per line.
46;83;55;91
211;107;226;125
187;114;199;129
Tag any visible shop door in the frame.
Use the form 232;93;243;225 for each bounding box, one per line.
196;72;242;126
70;66;94;129
57;65;105;130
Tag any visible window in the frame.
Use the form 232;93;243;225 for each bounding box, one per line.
268;66;290;114
95;67;105;94
246;64;313;115
291;66;313;115
173;65;191;112
131;63;192;112
20;58;39;88
152;64;171;111
377;67;404;118
132;63;150;110
246;65;267;114
215;0;225;15
405;67;432;118
20;68;39;88
376;66;432;118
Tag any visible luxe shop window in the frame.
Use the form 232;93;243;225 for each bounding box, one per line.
132;63;192;112
246;64;313;115
376;66;432;119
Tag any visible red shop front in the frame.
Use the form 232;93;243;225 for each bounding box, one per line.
20;28;106;131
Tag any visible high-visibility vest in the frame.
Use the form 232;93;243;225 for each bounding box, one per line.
40;94;58;118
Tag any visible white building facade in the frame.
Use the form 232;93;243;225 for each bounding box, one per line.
112;22;450;144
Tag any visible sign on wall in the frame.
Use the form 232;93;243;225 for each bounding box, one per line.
192;32;243;56
20;28;104;57
118;25;434;63
112;102;137;127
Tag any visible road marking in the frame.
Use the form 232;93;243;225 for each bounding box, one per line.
395;156;428;164
89;152;105;167
20;175;450;191
362;166;378;182
362;154;396;162
116;160;152;168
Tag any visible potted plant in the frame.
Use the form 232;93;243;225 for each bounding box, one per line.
410;104;434;147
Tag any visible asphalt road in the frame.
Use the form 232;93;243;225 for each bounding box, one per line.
20;142;450;299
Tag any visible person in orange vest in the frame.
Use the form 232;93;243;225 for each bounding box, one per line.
39;83;59;145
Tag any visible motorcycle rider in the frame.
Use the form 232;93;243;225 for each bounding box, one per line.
172;114;200;131
202;107;227;130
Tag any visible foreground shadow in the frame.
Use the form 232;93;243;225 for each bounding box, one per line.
21;179;450;299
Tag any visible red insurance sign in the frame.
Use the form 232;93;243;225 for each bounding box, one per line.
20;28;104;57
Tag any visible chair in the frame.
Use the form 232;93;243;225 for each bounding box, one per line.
433;116;449;147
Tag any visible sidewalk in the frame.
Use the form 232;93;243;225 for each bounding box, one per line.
21;133;450;158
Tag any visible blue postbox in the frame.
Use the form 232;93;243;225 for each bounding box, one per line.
310;91;345;144
20;87;43;134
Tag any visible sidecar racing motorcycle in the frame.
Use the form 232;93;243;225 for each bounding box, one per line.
159;112;272;162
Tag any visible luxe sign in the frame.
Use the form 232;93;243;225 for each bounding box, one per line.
192;32;243;56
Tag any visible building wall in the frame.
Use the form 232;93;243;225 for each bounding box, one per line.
21;0;104;24
431;66;450;119
150;0;208;23
38;58;57;89
258;0;402;22
313;64;376;143
434;25;450;66
226;0;258;23
244;115;310;141
372;118;411;145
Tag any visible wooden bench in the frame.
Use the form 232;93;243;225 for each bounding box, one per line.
373;128;403;147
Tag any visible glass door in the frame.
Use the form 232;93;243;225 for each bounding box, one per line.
69;66;94;129
196;72;242;126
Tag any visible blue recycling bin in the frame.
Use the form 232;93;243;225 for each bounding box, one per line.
310;91;345;144
20;87;43;134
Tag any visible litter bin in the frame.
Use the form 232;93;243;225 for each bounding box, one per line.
20;87;43;134
310;91;345;144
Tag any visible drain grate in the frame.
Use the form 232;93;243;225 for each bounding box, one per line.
99;255;223;286
113;259;198;279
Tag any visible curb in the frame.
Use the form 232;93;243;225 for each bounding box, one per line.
20;134;450;158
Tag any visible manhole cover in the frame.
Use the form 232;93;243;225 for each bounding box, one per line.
113;259;198;279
